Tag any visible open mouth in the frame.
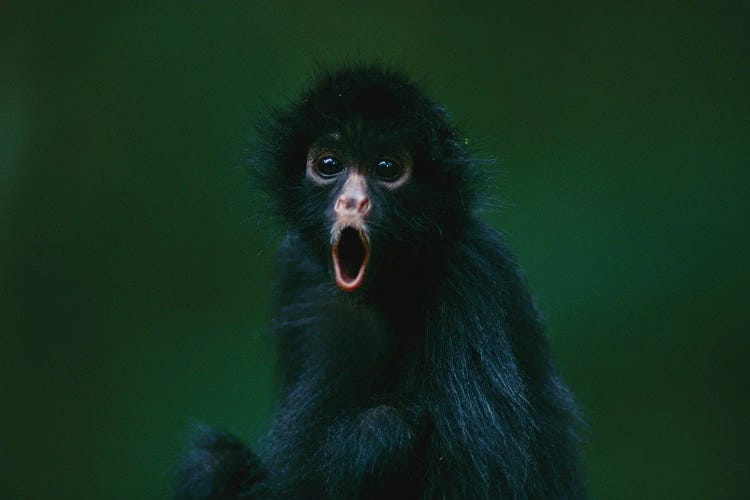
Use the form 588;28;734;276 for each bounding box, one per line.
332;226;370;292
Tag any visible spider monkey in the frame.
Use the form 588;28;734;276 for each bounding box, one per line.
177;65;586;499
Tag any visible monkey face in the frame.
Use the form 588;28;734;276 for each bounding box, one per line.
305;130;413;292
255;67;479;295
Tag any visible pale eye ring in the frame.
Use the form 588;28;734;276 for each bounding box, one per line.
315;155;344;178
374;159;403;182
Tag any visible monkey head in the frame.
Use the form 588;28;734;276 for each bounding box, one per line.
254;65;480;293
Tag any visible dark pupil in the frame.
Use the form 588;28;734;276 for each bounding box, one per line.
317;156;342;177
376;159;400;180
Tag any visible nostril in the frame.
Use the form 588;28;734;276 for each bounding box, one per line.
337;196;369;213
358;198;370;214
336;197;353;211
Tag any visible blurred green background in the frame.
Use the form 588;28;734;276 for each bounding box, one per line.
2;1;748;498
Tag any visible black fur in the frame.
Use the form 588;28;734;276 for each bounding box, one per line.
177;64;586;499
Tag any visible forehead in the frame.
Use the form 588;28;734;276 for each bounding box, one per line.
311;119;412;157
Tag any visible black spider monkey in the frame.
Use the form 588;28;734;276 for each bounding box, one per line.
177;64;586;499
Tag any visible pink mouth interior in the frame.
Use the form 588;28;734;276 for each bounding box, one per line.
333;227;369;291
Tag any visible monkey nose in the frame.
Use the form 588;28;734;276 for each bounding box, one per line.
335;196;370;216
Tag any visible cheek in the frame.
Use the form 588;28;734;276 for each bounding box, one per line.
287;188;329;230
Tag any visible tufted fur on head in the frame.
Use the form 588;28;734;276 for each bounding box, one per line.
255;67;480;230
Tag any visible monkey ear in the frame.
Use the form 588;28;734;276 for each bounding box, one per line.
245;100;314;226
248;105;296;191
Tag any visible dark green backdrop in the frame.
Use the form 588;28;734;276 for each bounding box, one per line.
2;2;748;498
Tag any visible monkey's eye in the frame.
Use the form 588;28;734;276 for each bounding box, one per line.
374;159;403;182
315;156;344;178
